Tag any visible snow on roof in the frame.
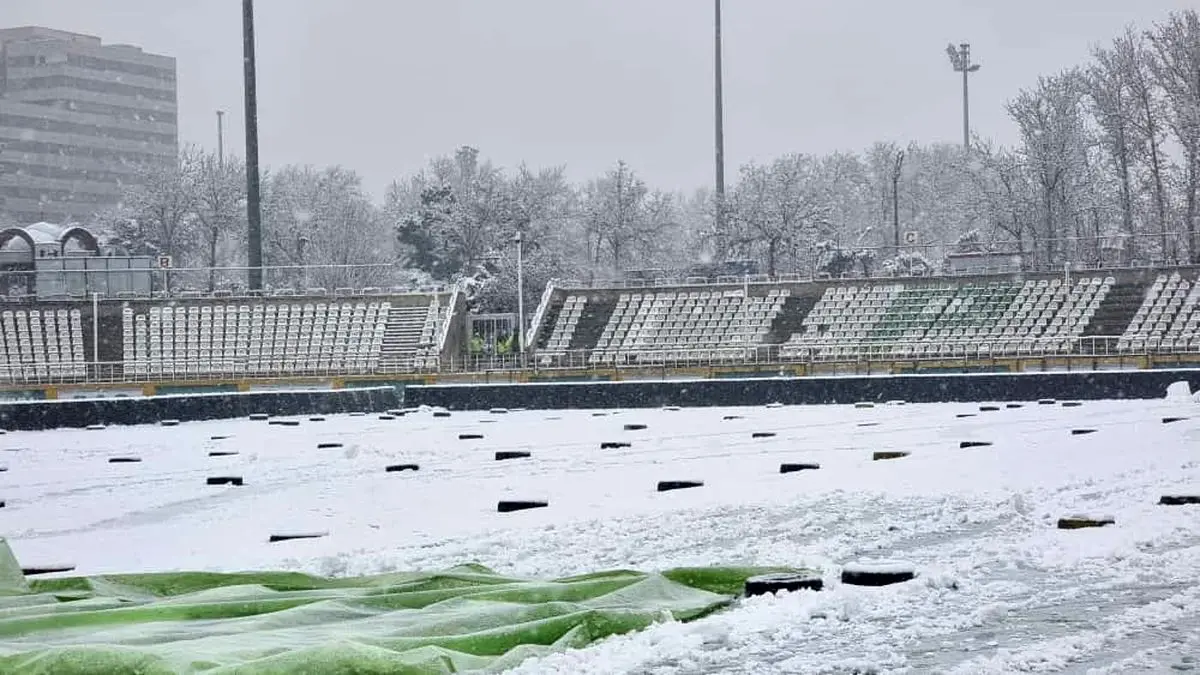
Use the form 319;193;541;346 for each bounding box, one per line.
0;222;99;252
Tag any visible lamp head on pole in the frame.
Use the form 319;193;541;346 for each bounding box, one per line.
945;43;963;70
946;42;981;73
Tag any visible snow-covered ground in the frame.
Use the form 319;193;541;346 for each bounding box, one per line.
2;395;1199;674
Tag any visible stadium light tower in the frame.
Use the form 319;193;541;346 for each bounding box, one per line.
243;0;264;291
946;43;981;150
714;0;726;232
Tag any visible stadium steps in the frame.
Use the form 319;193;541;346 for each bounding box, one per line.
762;294;817;344
1082;282;1144;340
536;297;566;349
378;305;429;366
569;296;618;351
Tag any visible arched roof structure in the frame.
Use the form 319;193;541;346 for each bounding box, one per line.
0;223;101;261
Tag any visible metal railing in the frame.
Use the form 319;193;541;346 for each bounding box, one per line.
0;263;450;303
5;334;1192;388
554;260;1199;292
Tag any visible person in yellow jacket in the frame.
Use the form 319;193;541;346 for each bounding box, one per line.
496;334;513;355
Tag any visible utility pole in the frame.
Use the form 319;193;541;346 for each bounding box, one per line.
216;110;225;168
514;231;525;353
946;43;981;150
243;0;264;291
892;149;904;251
714;0;726;232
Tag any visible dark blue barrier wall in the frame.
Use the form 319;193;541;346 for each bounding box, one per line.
405;369;1200;410
0;387;399;431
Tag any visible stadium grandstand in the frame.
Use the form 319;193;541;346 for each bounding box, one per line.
0;222;1197;396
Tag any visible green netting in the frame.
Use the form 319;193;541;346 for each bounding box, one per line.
0;540;797;674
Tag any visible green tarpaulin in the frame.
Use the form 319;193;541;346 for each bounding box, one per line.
0;540;796;674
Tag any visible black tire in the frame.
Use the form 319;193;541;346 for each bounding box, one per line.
1163;417;1189;424
108;457;141;463
873;451;909;461
1057;515;1114;529
657;480;703;492
20;565;75;576
744;572;823;596
317;442;343;449
433;411;451;418
495;451;531;461
752;432;777;438
208;451;238;457
497;500;547;513
385;463;419;472
1071;429;1097;436
269;532;326;543
959;441;992;448
779;462;820;473
206;476;243;486
459;433;484;440
601;442;631;449
624;424;648;431
841;562;916;587
979;405;1000;412
1159;495;1200;506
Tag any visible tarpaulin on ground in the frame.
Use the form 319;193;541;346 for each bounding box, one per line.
0;541;791;674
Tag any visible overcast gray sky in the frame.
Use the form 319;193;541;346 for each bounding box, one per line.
7;0;1192;198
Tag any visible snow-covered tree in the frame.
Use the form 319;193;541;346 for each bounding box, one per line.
394;146;508;279
725;155;830;277
261;165;394;289
116;144;202;260
192;151;246;290
1007;70;1091;267
1146;9;1200;261
580;161;677;273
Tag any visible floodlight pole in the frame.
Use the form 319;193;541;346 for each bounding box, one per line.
216;110;225;168
714;0;726;232
961;46;971;149
948;43;981;150
243;0;264;291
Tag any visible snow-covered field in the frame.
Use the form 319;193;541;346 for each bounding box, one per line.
2;394;1200;673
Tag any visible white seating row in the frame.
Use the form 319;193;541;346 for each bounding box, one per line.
588;289;788;365
121;301;390;376
0;308;86;380
781;277;1112;359
1119;272;1200;352
542;295;587;355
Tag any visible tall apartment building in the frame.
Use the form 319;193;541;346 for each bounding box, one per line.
0;27;177;225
